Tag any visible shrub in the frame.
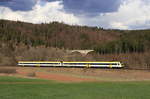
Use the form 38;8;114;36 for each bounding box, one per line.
0;68;16;74
27;72;36;77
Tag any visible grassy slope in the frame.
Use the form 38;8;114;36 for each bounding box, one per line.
0;76;150;99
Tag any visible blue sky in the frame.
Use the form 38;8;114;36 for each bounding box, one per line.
0;0;150;30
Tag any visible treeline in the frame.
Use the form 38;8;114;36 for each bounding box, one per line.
0;20;150;69
0;20;150;54
0;20;119;49
94;30;150;54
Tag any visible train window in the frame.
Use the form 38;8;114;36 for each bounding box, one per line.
63;63;118;65
19;63;59;64
89;63;117;65
63;63;85;65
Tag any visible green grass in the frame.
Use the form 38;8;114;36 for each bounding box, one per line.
0;76;150;99
0;76;50;82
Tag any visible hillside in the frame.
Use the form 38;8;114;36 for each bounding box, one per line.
0;20;122;49
1;20;150;52
0;20;150;69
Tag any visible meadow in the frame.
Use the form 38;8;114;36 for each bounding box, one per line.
0;76;150;99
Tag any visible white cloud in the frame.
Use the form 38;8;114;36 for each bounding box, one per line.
0;0;150;30
109;0;150;29
110;22;128;29
0;0;79;25
80;0;150;30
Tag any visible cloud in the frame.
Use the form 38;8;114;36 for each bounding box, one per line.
0;0;36;11
108;0;150;29
0;0;122;14
79;0;150;30
63;0;121;15
0;0;150;30
0;1;79;24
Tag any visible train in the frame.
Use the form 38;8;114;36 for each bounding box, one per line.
18;61;124;68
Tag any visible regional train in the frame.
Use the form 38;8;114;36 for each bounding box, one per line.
18;61;124;68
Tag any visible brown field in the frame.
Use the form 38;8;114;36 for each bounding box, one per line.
0;66;150;82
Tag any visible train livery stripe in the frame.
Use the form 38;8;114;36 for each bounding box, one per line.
18;61;123;68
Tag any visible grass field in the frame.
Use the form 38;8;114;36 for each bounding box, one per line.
0;76;150;99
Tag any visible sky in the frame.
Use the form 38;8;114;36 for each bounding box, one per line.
0;0;150;30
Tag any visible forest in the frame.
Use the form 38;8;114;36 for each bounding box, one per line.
0;19;150;69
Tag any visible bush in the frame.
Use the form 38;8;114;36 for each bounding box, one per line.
27;72;36;77
0;68;16;74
